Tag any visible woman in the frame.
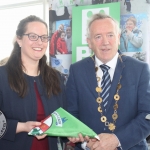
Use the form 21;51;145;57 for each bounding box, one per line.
120;16;143;52
0;15;66;150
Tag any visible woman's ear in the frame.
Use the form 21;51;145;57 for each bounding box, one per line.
16;36;22;47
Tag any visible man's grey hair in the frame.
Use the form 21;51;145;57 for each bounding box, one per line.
86;13;121;38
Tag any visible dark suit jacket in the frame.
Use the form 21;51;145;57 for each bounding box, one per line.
0;65;67;150
66;55;150;150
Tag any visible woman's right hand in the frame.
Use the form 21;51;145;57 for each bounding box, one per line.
16;121;41;133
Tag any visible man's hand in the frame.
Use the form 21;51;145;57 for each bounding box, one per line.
86;138;97;148
90;133;119;150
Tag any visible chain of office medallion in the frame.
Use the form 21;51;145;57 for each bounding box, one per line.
91;56;122;131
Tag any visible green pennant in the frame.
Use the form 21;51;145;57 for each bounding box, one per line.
29;107;99;140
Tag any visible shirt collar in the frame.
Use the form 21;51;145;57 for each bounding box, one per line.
95;52;119;70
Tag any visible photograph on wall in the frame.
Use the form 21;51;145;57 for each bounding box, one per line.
49;19;72;81
120;13;149;62
49;0;75;80
120;0;150;15
50;19;71;56
119;0;150;64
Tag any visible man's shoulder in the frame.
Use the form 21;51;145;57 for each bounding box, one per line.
123;55;145;63
122;55;148;68
72;57;92;67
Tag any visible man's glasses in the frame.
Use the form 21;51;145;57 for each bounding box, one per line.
23;33;50;43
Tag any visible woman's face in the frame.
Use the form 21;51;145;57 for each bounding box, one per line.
126;20;135;31
17;21;48;63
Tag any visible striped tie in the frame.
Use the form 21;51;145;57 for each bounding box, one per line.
100;64;111;110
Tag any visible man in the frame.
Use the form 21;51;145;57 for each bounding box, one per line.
65;26;72;54
66;13;150;150
50;24;64;56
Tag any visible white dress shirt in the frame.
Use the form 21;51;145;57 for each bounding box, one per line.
95;52;119;86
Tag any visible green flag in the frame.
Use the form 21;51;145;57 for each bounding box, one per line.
28;107;99;140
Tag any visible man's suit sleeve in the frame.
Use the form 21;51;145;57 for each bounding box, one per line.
66;64;79;119
115;63;150;149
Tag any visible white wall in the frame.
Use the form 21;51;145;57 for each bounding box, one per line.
0;0;49;61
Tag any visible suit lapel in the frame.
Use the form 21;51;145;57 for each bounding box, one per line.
105;55;125;112
85;57;98;98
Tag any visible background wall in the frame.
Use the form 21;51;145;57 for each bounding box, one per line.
0;0;49;63
49;0;150;83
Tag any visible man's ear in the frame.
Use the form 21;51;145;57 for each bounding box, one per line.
118;34;120;45
87;38;91;49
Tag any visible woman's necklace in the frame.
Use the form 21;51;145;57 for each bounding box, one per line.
91;55;122;132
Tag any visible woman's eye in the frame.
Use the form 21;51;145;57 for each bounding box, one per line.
31;35;36;39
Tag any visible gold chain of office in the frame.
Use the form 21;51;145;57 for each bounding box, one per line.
91;56;122;132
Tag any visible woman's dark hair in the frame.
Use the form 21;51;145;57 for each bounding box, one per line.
6;15;61;98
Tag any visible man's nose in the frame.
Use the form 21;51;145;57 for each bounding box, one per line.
102;36;109;45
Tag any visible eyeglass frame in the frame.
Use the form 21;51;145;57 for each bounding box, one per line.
23;33;50;43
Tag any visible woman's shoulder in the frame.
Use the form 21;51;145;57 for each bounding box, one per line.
0;65;7;73
0;65;8;83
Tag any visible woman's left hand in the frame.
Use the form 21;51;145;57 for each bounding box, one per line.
35;134;47;140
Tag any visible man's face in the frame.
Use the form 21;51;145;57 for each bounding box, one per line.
87;18;120;64
66;27;72;38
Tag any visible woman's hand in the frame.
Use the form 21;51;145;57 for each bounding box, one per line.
35;134;47;140
16;121;41;133
68;133;89;143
